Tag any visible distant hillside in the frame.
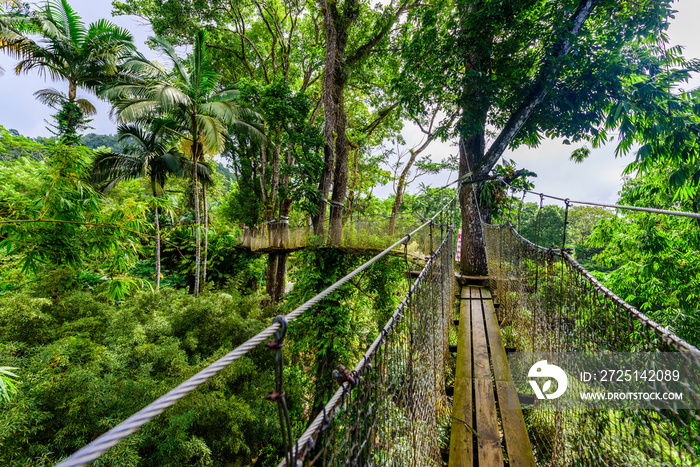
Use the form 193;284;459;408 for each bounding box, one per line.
80;133;124;152
215;161;236;183
1;129;237;184
0;126;47;161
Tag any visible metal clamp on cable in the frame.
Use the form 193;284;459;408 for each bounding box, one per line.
561;199;571;250
333;364;357;388
265;315;293;466
266;315;288;351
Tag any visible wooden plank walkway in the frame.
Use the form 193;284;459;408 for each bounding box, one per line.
448;286;536;467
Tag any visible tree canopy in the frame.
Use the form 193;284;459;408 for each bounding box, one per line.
2;0;700;464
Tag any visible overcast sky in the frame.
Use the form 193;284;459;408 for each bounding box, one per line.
1;0;699;205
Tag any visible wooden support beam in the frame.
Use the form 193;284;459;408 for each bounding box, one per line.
471;287;505;466
449;286;535;467
481;288;536;467
449;287;473;467
455;274;490;286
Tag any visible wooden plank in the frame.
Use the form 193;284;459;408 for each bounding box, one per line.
449;286;473;467
481;290;536;467
472;288;504;466
475;378;504;467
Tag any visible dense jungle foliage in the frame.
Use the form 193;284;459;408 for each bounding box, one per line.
2;0;700;465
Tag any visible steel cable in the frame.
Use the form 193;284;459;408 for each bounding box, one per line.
497;178;700;219
54;196;456;467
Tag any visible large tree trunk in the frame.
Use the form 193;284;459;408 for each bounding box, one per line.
265;149;292;303
266;251;288;303
313;0;344;238
154;203;161;289
316;0;406;242
459;132;488;276
456;0;599;276
328;93;349;245
459;184;488;276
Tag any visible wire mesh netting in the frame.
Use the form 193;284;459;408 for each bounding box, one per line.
239;214;436;253
482;221;700;467
282;227;456;466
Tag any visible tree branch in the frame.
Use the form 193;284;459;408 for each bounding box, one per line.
478;0;600;178
344;0;410;67
360;103;399;136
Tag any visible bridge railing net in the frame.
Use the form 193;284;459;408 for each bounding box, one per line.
239;214;432;253
283;227;455;466
482;221;700;467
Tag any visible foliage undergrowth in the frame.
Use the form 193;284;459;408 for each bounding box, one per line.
0;271;285;466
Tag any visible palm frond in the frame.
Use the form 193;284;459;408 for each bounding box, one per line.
112;99;159;122
229;119;268;147
75;97;97;116
121;53;167;80
192;30;205;99
182;158;215;186
85;19;134;50
49;0;86;46
153;83;192;110
33;87;65;108
150;35;190;88
90;150;144;190
195;113;227;153
209;88;241;103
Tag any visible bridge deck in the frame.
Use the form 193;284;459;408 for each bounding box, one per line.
448;286;536;467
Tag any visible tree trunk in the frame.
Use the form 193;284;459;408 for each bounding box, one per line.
154;203;161;289
455;0;600;276
271;144;281;216
265;197;292;303
329;92;349;245
266;251;288;303
266;253;280;301
460;184;488;276
313;1;342;238
389;155;417;236
192;142;202;297
343;148;359;226
202;183;209;287
388;184;404;237
459;133;488;276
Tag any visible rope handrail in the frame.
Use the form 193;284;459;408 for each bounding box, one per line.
54;196;457;467
497;177;700;220
489;221;700;361
279;226;455;466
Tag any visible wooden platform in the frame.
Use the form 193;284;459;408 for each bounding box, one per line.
448;286;535;467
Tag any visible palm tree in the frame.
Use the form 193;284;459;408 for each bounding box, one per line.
0;0;134;142
103;30;265;296
0;0;29;77
90;123;213;289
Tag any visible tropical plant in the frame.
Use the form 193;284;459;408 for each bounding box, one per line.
90;123;213;289
0;0;31;76
0;0;134;142
0;366;19;404
103;29;264;296
0;142;148;275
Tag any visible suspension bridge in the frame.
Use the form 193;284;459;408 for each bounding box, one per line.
54;194;700;466
235;212;436;253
